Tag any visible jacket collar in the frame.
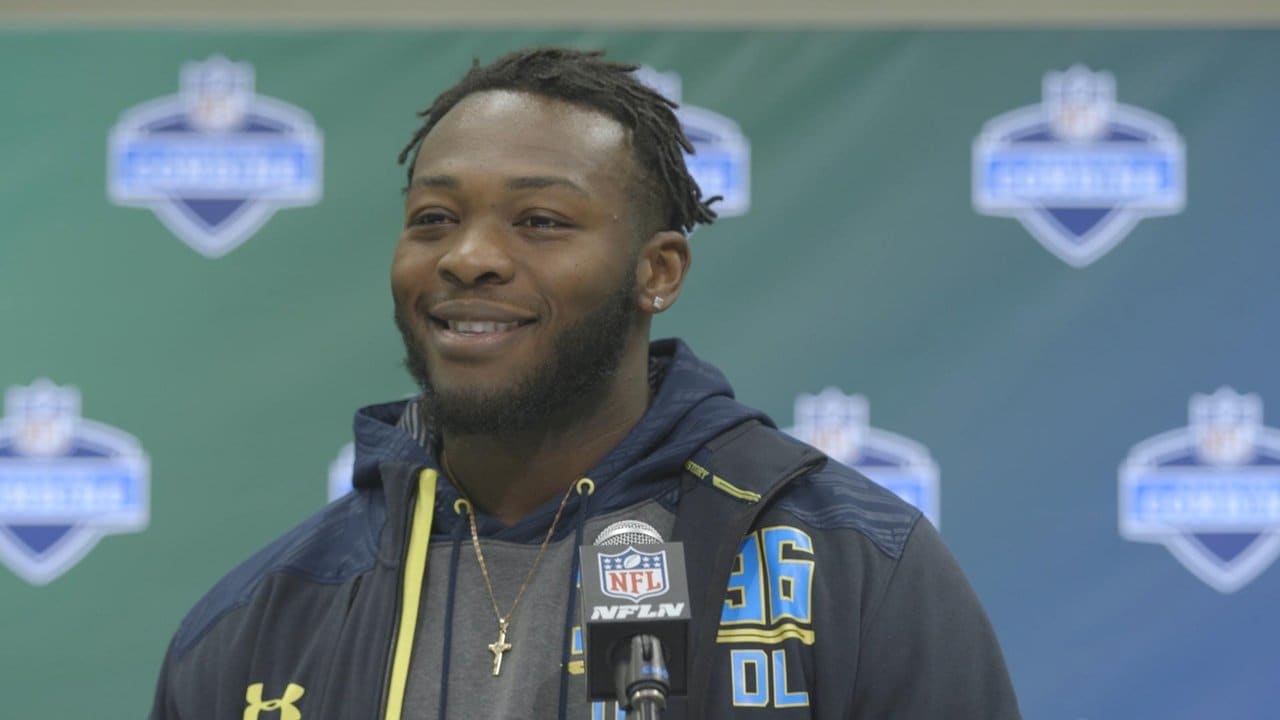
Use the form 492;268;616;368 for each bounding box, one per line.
349;338;773;542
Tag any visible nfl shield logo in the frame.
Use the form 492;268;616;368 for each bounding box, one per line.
633;66;751;217
0;380;150;585
108;55;323;258
599;547;670;602
327;441;356;502
785;388;941;527
973;65;1185;268
1120;388;1280;593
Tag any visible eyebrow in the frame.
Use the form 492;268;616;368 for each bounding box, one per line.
410;175;460;190
505;176;590;198
408;174;590;198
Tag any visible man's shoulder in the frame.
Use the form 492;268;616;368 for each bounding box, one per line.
690;420;922;561
169;489;385;663
770;455;922;561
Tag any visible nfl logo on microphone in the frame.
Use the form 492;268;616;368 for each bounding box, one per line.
599;547;670;602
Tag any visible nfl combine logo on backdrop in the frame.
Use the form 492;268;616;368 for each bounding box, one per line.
973;65;1185;268
599;547;669;602
1120;388;1280;593
108;56;323;258
327;442;355;502
633;66;751;217
784;388;940;527
0;380;149;585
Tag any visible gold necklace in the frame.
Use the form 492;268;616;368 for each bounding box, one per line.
452;462;578;677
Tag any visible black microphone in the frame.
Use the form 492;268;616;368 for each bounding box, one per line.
580;520;691;719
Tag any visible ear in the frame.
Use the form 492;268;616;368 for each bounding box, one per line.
634;230;691;316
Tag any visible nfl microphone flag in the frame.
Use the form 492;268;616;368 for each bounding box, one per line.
580;523;692;701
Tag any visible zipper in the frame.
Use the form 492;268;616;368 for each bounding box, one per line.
376;470;421;720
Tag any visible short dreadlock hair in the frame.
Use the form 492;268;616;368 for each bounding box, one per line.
397;47;718;235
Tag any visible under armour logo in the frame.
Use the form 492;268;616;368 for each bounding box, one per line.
244;682;305;720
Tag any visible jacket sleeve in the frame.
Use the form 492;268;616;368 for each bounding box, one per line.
850;518;1021;719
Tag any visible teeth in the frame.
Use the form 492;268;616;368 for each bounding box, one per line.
448;320;520;334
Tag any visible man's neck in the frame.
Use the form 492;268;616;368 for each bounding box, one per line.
439;352;651;526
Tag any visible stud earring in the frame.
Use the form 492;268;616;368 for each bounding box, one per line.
652;296;665;310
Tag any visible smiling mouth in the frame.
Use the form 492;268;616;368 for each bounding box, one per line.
423;297;539;348
448;317;527;333
430;317;536;335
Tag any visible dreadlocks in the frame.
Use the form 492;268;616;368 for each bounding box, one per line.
397;47;718;234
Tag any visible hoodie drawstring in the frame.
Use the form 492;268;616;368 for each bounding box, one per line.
383;469;438;720
437;499;469;720
556;478;596;720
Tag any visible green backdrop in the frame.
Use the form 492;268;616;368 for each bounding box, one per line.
2;29;1279;718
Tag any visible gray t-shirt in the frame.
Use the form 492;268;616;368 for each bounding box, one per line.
404;499;677;719
397;362;673;719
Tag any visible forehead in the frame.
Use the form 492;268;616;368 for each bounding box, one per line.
412;90;636;190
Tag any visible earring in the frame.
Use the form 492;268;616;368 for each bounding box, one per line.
652;296;665;310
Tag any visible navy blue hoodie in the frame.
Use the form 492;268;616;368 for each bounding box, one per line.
150;339;1021;719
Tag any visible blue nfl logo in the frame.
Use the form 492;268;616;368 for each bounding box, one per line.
973;65;1185;268
107;56;323;258
785;388;940;527
599;547;670;602
328;442;356;503
1120;388;1280;593
633;66;751;218
0;380;149;585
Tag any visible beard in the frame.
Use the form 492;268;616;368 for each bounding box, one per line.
394;273;639;439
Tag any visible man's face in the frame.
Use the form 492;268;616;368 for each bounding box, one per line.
392;90;647;436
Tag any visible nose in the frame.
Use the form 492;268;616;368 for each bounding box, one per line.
436;218;515;288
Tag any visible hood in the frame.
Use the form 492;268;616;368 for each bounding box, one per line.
347;338;772;542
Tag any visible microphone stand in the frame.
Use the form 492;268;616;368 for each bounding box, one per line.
613;634;671;720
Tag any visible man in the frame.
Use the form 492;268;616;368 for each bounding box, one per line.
150;48;1020;719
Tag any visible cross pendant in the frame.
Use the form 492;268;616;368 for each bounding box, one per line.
488;620;513;676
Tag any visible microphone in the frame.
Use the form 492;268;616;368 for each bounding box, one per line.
580;520;691;719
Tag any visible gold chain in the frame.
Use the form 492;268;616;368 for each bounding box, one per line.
448;455;579;675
